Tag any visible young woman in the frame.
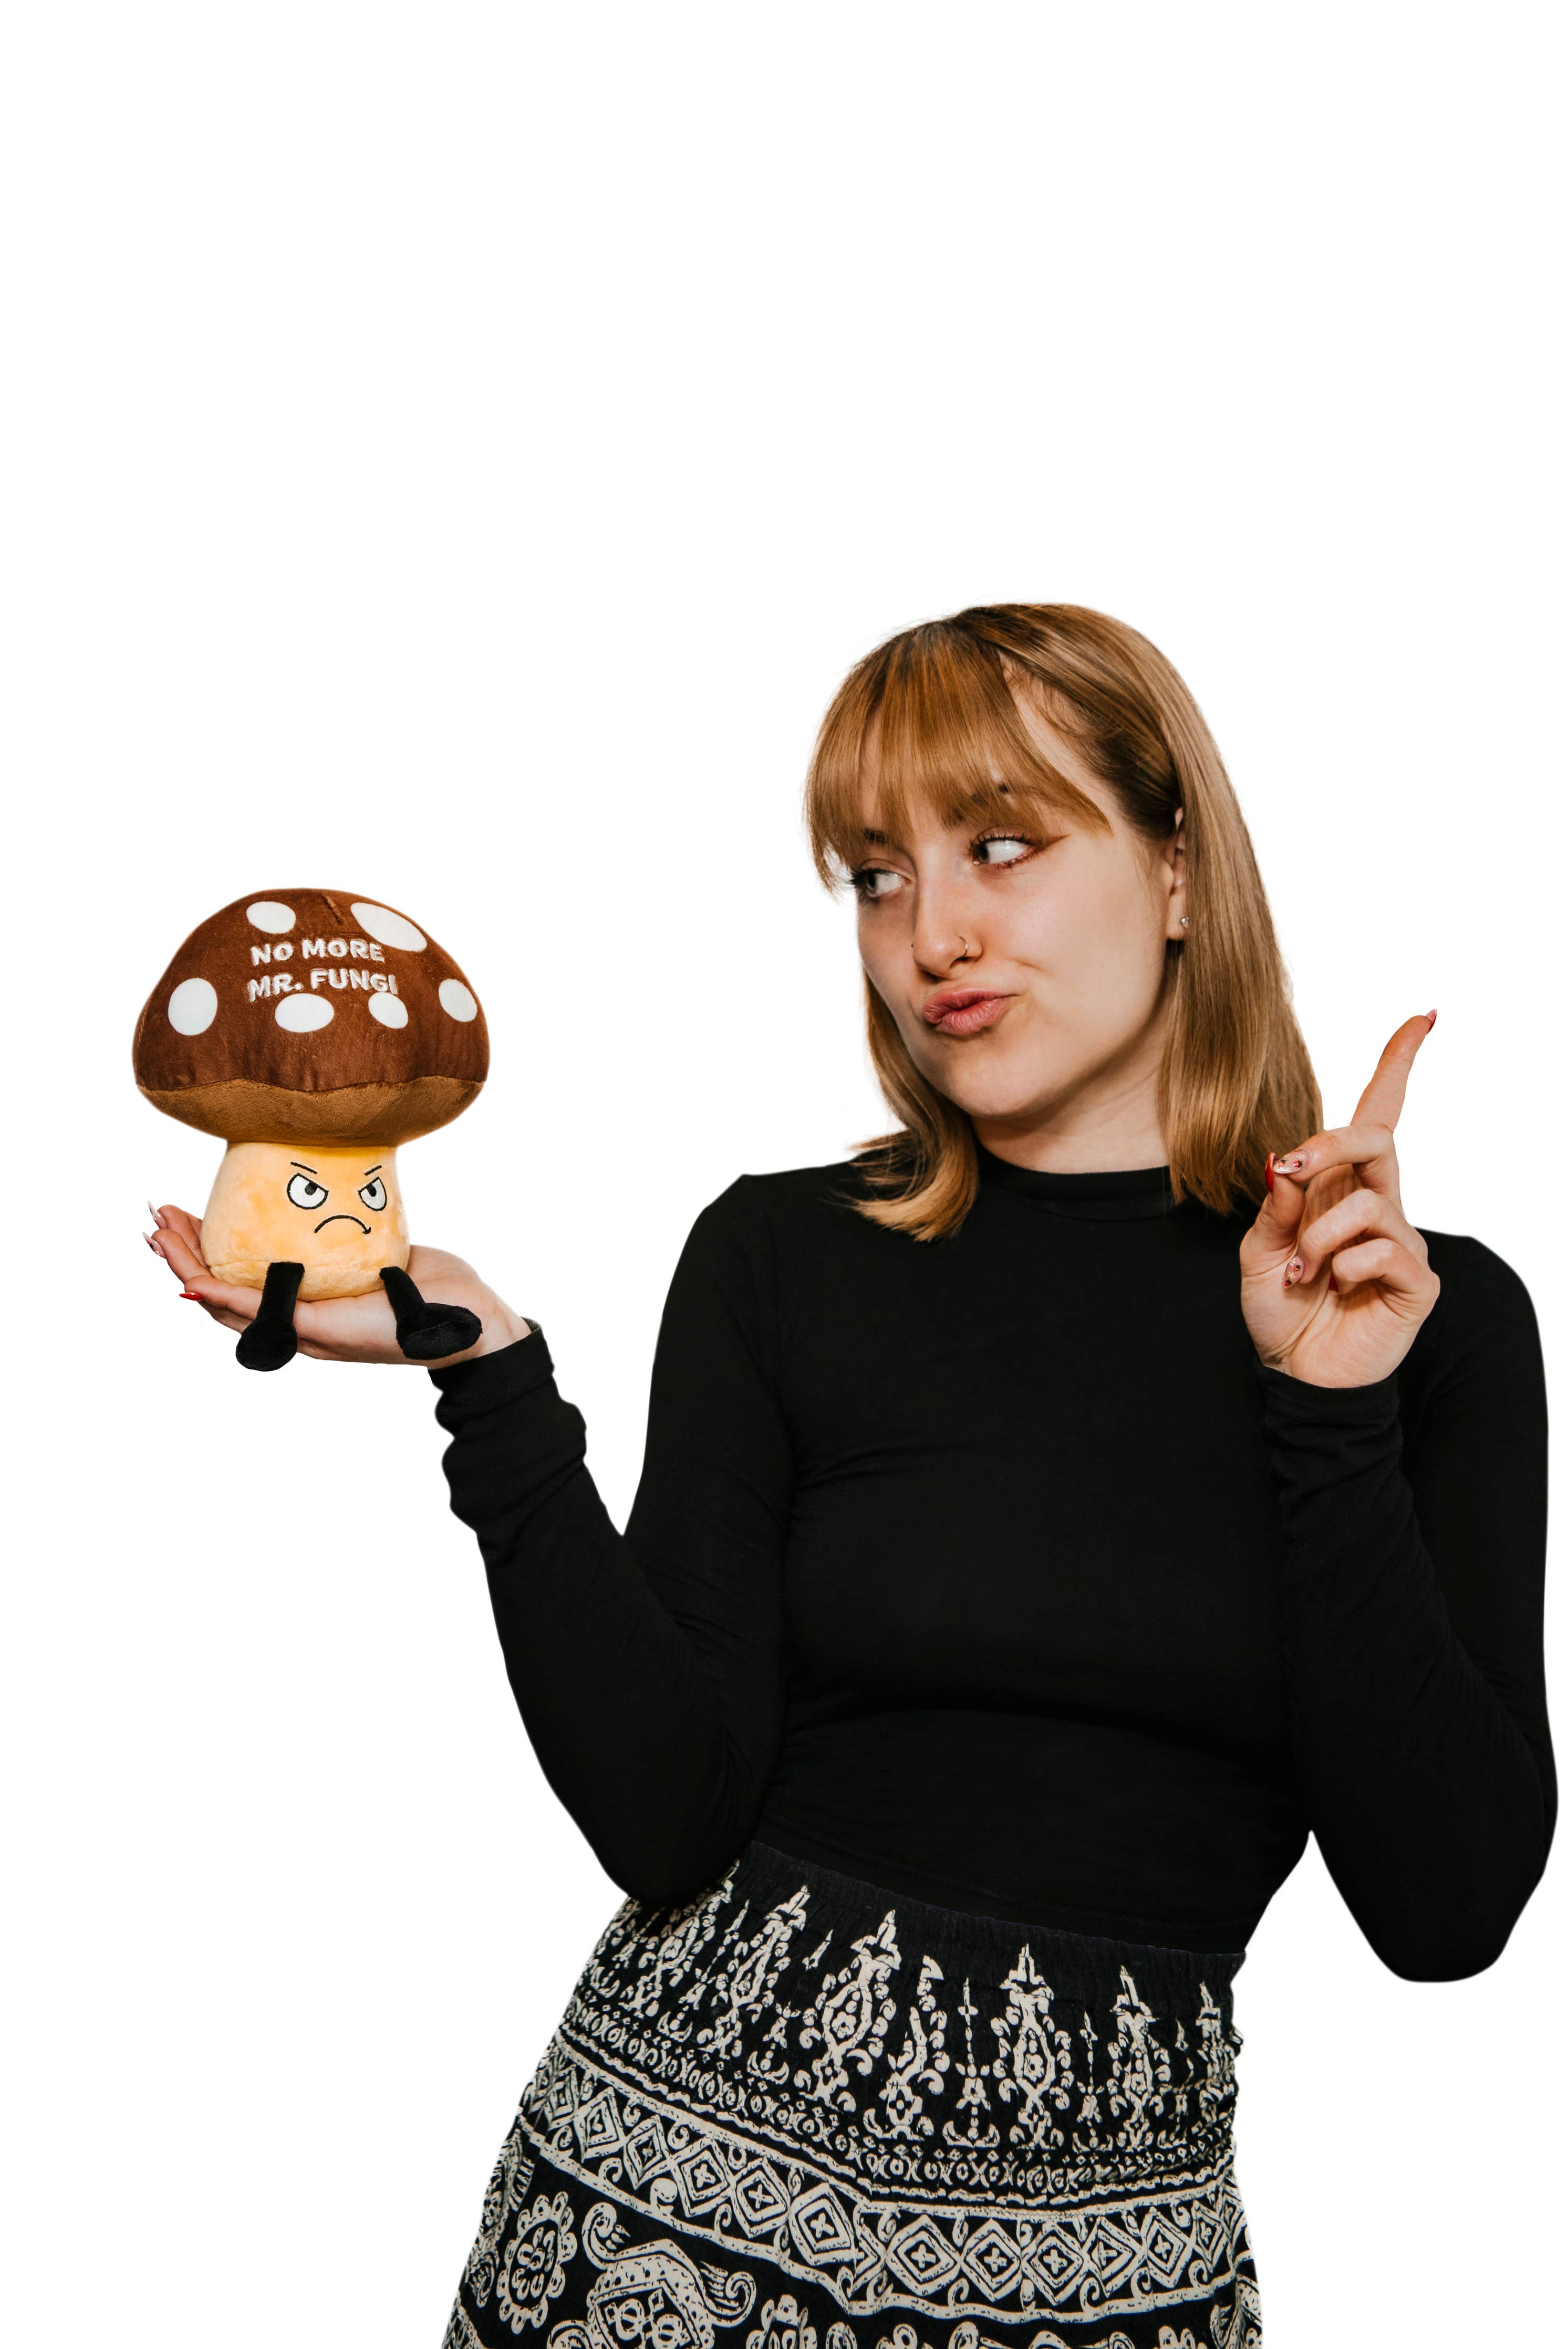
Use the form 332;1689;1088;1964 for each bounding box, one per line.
151;605;1553;2349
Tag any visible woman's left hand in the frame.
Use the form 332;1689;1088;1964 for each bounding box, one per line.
1240;1012;1441;1388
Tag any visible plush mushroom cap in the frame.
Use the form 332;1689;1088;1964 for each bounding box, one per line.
133;889;489;1144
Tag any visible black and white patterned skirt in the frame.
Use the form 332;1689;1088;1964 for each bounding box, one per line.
443;1839;1262;2349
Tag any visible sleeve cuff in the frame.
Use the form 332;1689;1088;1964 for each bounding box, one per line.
428;1322;555;1409
1251;1353;1401;1427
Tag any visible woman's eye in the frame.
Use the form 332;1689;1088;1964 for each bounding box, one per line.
974;834;1036;868
851;866;902;901
286;1174;329;1209
358;1177;388;1212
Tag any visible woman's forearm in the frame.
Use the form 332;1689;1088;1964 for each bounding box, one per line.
1257;1359;1553;1979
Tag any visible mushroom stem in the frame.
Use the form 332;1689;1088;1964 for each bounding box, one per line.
236;1261;305;1373
379;1265;483;1363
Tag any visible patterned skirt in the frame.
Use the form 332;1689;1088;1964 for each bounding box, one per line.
443;1839;1263;2349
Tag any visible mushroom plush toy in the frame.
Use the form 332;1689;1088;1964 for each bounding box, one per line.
134;890;488;1371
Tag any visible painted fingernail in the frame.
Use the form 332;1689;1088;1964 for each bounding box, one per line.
1327;1272;1339;1293
149;1238;168;1260
1264;1152;1275;1194
1274;1154;1305;1175
1283;1259;1303;1286
179;1290;200;1301
1426;1009;1438;1029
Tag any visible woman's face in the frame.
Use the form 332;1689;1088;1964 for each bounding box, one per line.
853;697;1187;1150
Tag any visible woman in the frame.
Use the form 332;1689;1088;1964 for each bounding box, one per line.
151;605;1553;2349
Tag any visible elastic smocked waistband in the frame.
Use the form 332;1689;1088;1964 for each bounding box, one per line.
735;1837;1246;2022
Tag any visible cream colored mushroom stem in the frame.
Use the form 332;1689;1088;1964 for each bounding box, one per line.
202;1141;411;1300
201;1141;482;1369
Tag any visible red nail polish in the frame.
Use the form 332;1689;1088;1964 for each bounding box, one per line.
1426;1009;1438;1030
1327;1272;1339;1293
179;1291;200;1301
1264;1152;1275;1194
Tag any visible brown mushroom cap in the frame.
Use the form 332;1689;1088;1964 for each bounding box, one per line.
133;889;489;1144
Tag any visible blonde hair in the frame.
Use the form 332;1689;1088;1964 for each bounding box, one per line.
804;602;1320;1239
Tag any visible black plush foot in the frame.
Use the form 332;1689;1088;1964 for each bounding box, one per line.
236;1261;304;1373
235;1317;299;1372
380;1265;483;1363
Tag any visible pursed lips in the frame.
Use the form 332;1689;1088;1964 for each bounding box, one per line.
920;989;1013;1036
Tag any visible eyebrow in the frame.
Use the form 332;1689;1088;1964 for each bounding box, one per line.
361;1164;382;1178
290;1161;319;1175
859;788;1015;849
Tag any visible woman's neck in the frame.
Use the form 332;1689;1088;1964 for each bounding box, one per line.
970;1058;1168;1175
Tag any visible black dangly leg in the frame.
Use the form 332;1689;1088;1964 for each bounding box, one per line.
236;1261;305;1372
380;1265;483;1363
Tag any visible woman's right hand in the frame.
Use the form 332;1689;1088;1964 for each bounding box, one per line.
146;1204;531;1366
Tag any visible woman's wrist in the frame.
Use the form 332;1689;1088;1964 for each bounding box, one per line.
472;1300;533;1356
1253;1348;1400;1391
1252;1353;1401;1412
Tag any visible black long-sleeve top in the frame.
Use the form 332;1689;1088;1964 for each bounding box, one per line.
430;1147;1554;1980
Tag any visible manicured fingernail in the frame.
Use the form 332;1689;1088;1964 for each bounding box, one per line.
1327;1272;1339;1293
1426;1009;1437;1029
179;1290;200;1301
148;1238;167;1260
150;1203;168;1228
1283;1259;1303;1286
1274;1153;1305;1174
1264;1152;1275;1193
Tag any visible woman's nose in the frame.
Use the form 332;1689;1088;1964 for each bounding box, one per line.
909;886;978;975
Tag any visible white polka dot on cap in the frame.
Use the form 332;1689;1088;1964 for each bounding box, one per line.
167;977;218;1035
368;992;409;1028
275;993;334;1032
351;902;427;952
439;980;479;1022
246;901;295;933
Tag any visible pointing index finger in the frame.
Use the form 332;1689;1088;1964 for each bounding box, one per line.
1352;1011;1437;1131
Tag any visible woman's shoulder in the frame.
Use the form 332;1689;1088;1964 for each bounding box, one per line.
691;1157;876;1236
665;1161;882;1337
1418;1226;1535;1312
1408;1225;1543;1383
677;1158;886;1275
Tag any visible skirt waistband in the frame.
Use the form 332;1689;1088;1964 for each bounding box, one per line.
743;1838;1246;2022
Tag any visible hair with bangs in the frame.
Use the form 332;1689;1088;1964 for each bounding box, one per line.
805;603;1321;1239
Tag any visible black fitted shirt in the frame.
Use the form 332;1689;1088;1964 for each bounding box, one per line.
430;1148;1554;1979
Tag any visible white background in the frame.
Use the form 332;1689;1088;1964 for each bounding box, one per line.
3;5;1562;2340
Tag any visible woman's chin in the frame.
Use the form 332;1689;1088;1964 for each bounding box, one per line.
936;1079;1057;1127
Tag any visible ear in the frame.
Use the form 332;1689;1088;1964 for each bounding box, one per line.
1161;806;1187;940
